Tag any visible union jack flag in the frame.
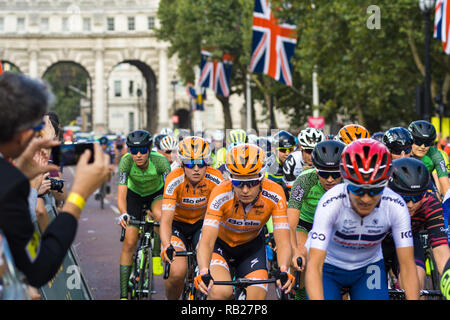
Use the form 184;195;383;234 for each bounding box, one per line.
198;50;233;97
186;83;206;111
249;0;298;86
434;0;450;54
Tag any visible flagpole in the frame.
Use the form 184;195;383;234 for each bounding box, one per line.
312;67;319;118
246;73;252;131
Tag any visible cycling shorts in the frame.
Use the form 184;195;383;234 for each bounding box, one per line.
170;219;203;252
382;233;426;274
322;259;389;300
126;187;164;225
211;232;269;291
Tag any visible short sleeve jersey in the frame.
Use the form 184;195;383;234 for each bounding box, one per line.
421;146;448;178
203;179;290;247
306;184;413;270
287;168;326;225
162;167;224;225
118;152;171;197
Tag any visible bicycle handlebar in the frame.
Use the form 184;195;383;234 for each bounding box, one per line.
119;218;159;242
163;246;175;280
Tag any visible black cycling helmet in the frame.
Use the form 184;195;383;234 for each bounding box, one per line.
273;130;296;148
126;130;153;148
371;132;385;143
153;133;167;150
383;127;413;153
312;140;346;171
408;120;437;143
388;157;430;194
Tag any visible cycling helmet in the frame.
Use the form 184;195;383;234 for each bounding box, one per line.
337;124;370;145
312;140;346;171
212;129;225;142
298;128;325;149
160;135;179;152
388;157;430;195
247;133;259;145
371;132;385;143
99;136;108;145
272;130;296;148
227;129;248;144
178;136;211;162
340;138;392;187
383;127;413;153
153;133;168;150
176;128;191;142
226;143;266;177
126;130;153;148
408;120;437;143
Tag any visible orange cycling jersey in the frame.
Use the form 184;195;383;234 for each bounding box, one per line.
203;179;289;247
162;167;224;224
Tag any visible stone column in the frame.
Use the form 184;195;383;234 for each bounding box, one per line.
28;47;39;78
158;46;169;129
93;40;105;134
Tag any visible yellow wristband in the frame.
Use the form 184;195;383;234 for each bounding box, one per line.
67;192;86;210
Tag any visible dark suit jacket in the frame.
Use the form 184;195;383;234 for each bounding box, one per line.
0;157;78;287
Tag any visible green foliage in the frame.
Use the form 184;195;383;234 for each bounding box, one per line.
42;63;89;126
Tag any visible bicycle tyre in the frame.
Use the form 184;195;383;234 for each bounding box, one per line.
425;248;441;292
146;246;153;300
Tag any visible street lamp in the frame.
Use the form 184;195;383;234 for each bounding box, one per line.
419;0;435;122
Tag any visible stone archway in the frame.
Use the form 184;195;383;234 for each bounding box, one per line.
0;61;22;73
174;108;191;130
42;61;93;130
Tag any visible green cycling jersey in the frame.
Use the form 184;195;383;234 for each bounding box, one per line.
287;168;326;232
419;146;448;178
118;152;171;197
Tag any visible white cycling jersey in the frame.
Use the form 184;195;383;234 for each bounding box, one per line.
305;183;413;270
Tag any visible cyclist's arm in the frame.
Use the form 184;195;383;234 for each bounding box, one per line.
396;246;420;300
305;248;326;300
432;244;450;275
117;154;131;214
196;223;219;294
287;207;302;267
117;185;127;214
160;198;176;256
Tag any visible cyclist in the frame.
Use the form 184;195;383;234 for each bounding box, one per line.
266;130;297;186
211;129;226;169
305;139;420;300
336;124;370;145
160;136;224;300
215;129;248;169
94;136;114;200
114;133;127;165
158;134;179;170
117;129;171;300
297;128;325;170
287;140;346;300
408;120;449;197
281;150;304;189
195;144;295;300
382;127;413;160
383;157;450;294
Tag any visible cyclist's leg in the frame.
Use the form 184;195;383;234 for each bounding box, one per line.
208;243;233;300
236;235;269;300
322;263;348;300
119;190;144;299
165;232;189;300
119;226;139;299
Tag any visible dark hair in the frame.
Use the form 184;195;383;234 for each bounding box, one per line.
0;72;54;144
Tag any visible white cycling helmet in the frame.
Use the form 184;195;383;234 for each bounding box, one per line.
297;128;325;149
160;135;179;152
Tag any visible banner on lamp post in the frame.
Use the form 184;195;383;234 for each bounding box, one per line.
308;116;325;129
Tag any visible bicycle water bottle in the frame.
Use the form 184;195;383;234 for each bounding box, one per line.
266;244;273;261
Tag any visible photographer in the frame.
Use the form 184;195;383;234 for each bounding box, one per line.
0;72;111;289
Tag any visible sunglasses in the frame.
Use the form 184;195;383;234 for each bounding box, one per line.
302;148;313;155
31;121;45;132
231;177;263;188
317;171;341;180
401;192;425;203
129;146;149;155
277;147;295;153
413;139;433;147
182;160;208;169
391;146;412;155
347;184;385;197
164;150;173;154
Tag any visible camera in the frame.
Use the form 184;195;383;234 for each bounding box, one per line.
46;176;64;193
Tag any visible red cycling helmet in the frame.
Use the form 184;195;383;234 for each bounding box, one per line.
340;138;392;187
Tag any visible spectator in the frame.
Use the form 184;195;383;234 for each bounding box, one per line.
0;72;111;288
